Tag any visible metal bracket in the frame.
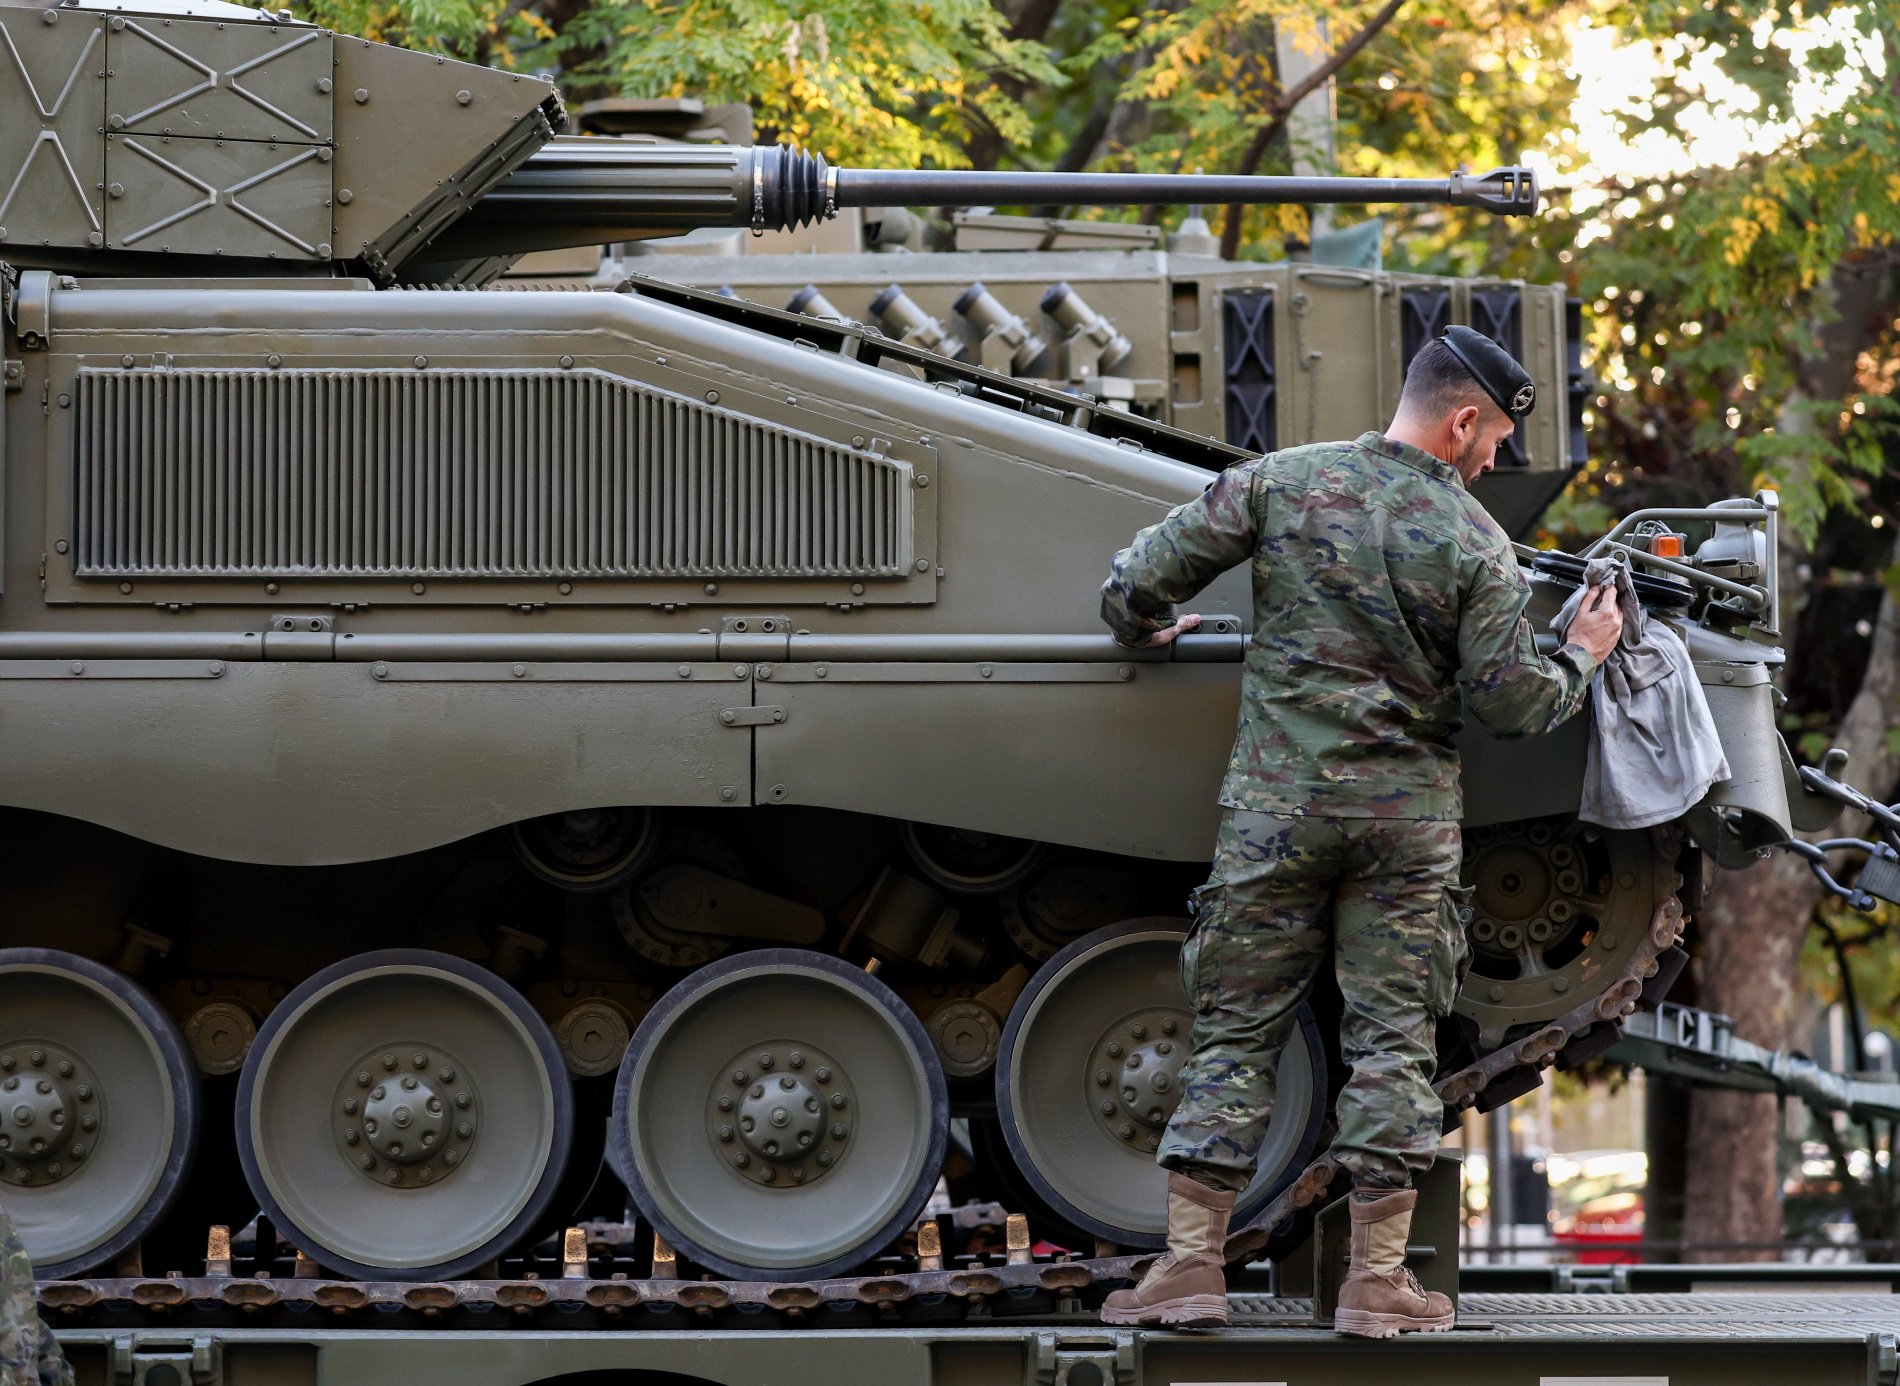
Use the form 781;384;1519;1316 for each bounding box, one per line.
110;1334;221;1385
719;613;790;661
262;613;336;661
719;705;785;727
14;270;52;350
270;613;333;634
1024;1331;1137;1386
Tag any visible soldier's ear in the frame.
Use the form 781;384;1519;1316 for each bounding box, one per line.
1450;404;1482;439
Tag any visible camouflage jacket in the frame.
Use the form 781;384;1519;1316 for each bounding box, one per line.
1;1206;71;1386
1101;432;1597;820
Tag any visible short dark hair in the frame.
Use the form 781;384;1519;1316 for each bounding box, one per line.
1398;339;1504;422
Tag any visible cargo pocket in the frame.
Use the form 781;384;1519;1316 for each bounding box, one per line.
1179;876;1226;1012
1426;883;1475;1017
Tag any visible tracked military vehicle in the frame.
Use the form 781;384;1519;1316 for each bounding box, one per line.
0;0;1851;1319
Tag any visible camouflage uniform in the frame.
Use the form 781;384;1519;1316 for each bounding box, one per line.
1102;432;1597;1190
1;1206;72;1386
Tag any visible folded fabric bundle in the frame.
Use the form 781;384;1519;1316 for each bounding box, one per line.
1552;554;1731;830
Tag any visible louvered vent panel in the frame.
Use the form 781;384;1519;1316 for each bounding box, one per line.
71;369;913;579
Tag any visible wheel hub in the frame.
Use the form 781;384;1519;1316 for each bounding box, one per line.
1456;818;1669;1047
0;1045;101;1187
1468;826;1584;959
707;1044;854;1188
1086;1008;1188;1153
927;1000;1002;1078
332;1046;480;1188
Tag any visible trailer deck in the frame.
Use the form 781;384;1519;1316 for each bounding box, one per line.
53;1285;1900;1386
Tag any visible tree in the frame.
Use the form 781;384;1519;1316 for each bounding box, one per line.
1553;2;1900;1257
292;0;1060;167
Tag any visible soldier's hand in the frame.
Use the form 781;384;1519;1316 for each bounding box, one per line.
1569;583;1622;663
1143;613;1203;648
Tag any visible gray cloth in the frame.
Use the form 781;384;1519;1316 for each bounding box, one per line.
1552;555;1730;830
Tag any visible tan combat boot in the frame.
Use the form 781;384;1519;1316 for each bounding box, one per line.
1100;1173;1234;1327
1333;1188;1454;1339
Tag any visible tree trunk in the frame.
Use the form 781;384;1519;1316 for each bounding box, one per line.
1682;851;1820;1260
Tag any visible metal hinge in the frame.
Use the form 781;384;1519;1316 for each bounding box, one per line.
719;705;785;727
262;613;335;661
109;1334;221;1385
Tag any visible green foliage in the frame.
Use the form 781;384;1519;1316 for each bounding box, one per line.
1551;5;1899;547
532;0;1060;165
289;0;1059;166
292;0;499;56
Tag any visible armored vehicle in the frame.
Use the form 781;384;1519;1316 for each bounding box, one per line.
0;0;1848;1313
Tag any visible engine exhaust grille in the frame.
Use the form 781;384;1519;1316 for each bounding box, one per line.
70;368;914;581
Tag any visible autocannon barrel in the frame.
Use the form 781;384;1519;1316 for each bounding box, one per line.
425;140;1539;262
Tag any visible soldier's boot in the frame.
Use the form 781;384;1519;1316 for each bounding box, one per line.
1100;1172;1234;1327
1334;1188;1454;1339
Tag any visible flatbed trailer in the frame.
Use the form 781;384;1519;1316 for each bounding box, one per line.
51;1286;1900;1386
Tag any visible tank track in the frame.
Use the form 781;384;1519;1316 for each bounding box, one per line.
35;867;1684;1329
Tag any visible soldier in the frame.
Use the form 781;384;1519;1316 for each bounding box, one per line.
2;1205;73;1386
1097;326;1623;1336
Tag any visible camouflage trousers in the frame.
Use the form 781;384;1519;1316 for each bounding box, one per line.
1;1206;72;1386
1157;809;1467;1193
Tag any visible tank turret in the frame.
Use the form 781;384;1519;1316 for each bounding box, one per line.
0;0;1535;286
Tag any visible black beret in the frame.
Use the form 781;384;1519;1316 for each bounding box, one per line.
1439;324;1536;419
